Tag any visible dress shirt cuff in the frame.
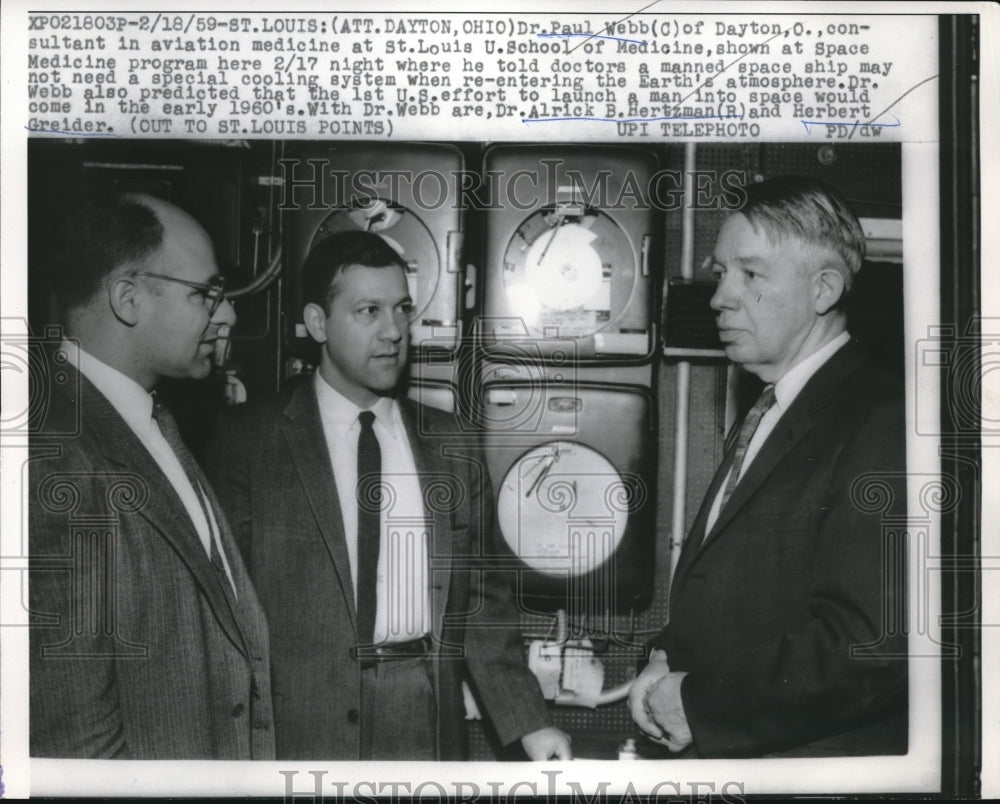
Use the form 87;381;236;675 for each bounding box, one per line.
646;627;671;654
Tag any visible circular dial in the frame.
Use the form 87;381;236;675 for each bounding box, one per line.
502;206;635;339
524;224;604;310
309;199;441;323
497;441;629;576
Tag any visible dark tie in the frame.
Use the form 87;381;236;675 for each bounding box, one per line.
356;410;381;647
719;384;777;510
151;394;235;598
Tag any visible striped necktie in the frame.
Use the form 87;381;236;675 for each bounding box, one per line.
151;394;236;599
719;384;776;511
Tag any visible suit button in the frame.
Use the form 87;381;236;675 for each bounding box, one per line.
347;708;360;724
231;703;245;717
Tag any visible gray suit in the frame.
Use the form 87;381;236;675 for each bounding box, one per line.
205;377;551;760
29;367;275;759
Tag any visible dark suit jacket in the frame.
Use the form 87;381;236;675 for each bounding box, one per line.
29;367;275;759
652;339;908;757
204;377;551;760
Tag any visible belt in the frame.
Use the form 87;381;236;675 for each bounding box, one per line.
358;634;433;668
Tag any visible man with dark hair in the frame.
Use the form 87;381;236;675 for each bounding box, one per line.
630;176;907;757
30;193;275;759
206;229;571;761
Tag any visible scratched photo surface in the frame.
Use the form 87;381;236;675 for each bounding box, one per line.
2;2;986;800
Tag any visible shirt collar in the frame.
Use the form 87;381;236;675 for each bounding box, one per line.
772;330;851;412
64;340;154;429
313;372;402;440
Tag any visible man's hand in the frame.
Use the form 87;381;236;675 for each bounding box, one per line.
643;668;692;752
520;726;573;760
628;649;673;740
629;650;692;752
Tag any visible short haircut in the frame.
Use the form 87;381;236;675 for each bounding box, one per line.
48;194;163;315
301;230;407;312
738;176;866;281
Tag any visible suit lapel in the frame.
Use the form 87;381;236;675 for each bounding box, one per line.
671;446;734;590
198;471;262;623
76;372;251;658
279;380;357;633
398;400;453;645
703;399;815;541
691;341;866;555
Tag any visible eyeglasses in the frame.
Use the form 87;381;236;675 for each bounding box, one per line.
134;271;228;317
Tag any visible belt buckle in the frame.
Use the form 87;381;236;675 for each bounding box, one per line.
376;634;430;659
359;635;431;668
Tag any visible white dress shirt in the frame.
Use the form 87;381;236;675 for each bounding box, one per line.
704;331;851;535
314;373;432;643
68;341;237;593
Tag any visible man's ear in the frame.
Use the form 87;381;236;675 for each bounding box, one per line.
813;264;847;315
302;302;329;343
108;275;140;326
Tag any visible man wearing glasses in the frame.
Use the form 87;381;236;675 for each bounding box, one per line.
29;193;275;759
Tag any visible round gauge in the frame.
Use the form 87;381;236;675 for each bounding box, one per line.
309;199;441;325
524;224;604;310
496;441;629;577
502;206;635;339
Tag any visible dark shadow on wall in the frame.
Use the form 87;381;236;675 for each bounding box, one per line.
847;260;904;378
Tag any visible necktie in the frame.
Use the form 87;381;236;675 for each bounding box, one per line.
151;395;235;598
356;410;381;647
719;384;776;511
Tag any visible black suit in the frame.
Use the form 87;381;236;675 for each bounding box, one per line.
652;339;908;757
